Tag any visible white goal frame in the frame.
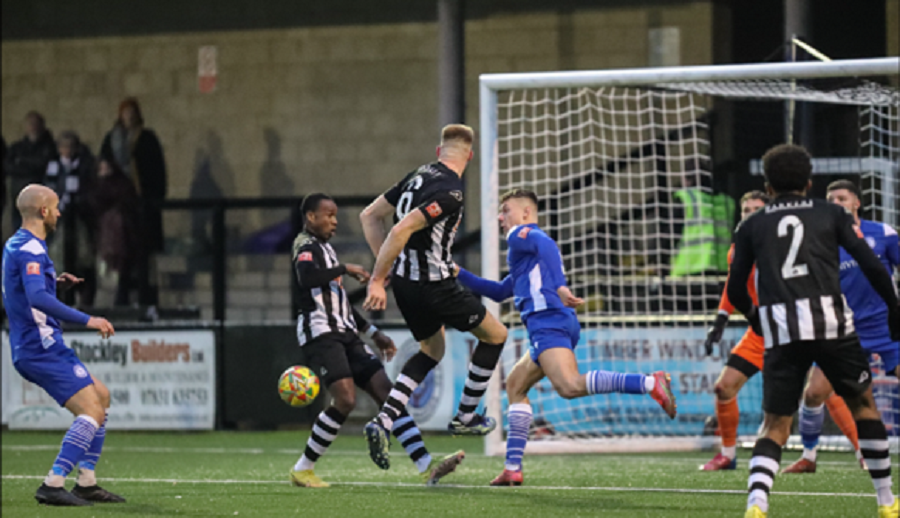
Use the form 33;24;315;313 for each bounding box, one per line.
479;57;900;456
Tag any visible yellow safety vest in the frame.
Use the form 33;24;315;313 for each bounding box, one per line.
670;189;735;277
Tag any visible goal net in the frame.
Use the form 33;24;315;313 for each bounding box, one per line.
479;58;900;455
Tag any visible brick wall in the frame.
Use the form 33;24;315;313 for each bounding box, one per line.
2;3;723;320
2;2;719;235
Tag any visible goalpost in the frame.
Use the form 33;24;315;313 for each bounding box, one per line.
479;58;900;456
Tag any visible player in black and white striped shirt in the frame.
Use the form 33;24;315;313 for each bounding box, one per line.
728;145;900;518
359;125;509;470
289;194;464;488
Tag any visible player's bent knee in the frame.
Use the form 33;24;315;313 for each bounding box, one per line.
96;384;111;409
761;415;793;445
552;380;582;400
506;378;529;402
333;395;356;415
804;388;829;407
714;381;737;401
477;313;508;345
81;399;106;425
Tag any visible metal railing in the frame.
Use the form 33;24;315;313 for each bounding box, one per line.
60;195;479;323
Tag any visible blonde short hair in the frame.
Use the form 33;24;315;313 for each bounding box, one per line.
441;124;474;147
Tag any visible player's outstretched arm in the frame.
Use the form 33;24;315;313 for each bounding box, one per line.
294;256;349;288
456;267;513;302
360;195;395;258
22;262;91;326
294;246;369;287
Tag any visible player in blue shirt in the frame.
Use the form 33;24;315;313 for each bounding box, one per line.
783;180;900;474
2;185;122;506
455;189;677;486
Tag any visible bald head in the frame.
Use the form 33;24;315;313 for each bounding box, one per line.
17;184;58;220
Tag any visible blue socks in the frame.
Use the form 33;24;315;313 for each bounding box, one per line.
51;415;99;477
505;403;533;471
78;413;107;472
799;402;825;456
586;371;648;395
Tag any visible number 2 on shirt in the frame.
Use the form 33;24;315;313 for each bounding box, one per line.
778;215;809;279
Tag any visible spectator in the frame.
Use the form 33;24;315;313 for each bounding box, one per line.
100;98;167;306
91;159;142;306
45;131;98;307
5;112;57;228
668;159;734;278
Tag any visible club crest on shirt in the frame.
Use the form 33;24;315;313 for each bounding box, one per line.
425;202;442;218
449;190;463;202
26;262;41;275
518;227;531;239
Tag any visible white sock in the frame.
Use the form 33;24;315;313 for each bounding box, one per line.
721;445;736;460
747;491;768;513
76;468;96;487
415;454;432;474
43;472;65;488
876;486;895;507
294;455;315;472
644;376;655;392
801;447;817;462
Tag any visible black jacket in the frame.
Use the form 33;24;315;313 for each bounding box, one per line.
5;131;57;202
100;126;167;252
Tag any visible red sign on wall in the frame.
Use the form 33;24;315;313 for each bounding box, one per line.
198;46;217;94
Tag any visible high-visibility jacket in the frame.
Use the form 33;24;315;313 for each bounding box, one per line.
670;189;735;277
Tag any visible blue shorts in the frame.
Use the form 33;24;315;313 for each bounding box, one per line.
14;345;94;406
524;309;580;366
857;317;899;375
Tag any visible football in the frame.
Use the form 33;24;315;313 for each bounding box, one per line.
278;366;320;407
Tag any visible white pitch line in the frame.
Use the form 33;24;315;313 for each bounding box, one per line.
0;474;876;498
0;444;870;467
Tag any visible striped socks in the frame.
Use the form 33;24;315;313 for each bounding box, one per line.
76;411;108;487
798;401;825;461
378;352;438;430
747;437;782;513
585;371;650;395
46;415;99;487
457;342;503;424
393;411;432;473
857;419;895;507
295;407;346;472
504;403;533;472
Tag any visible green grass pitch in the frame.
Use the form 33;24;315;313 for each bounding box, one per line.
2;430;891;517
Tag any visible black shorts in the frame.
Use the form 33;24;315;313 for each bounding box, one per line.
762;334;872;416
302;332;383;389
726;353;761;379
391;276;487;341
